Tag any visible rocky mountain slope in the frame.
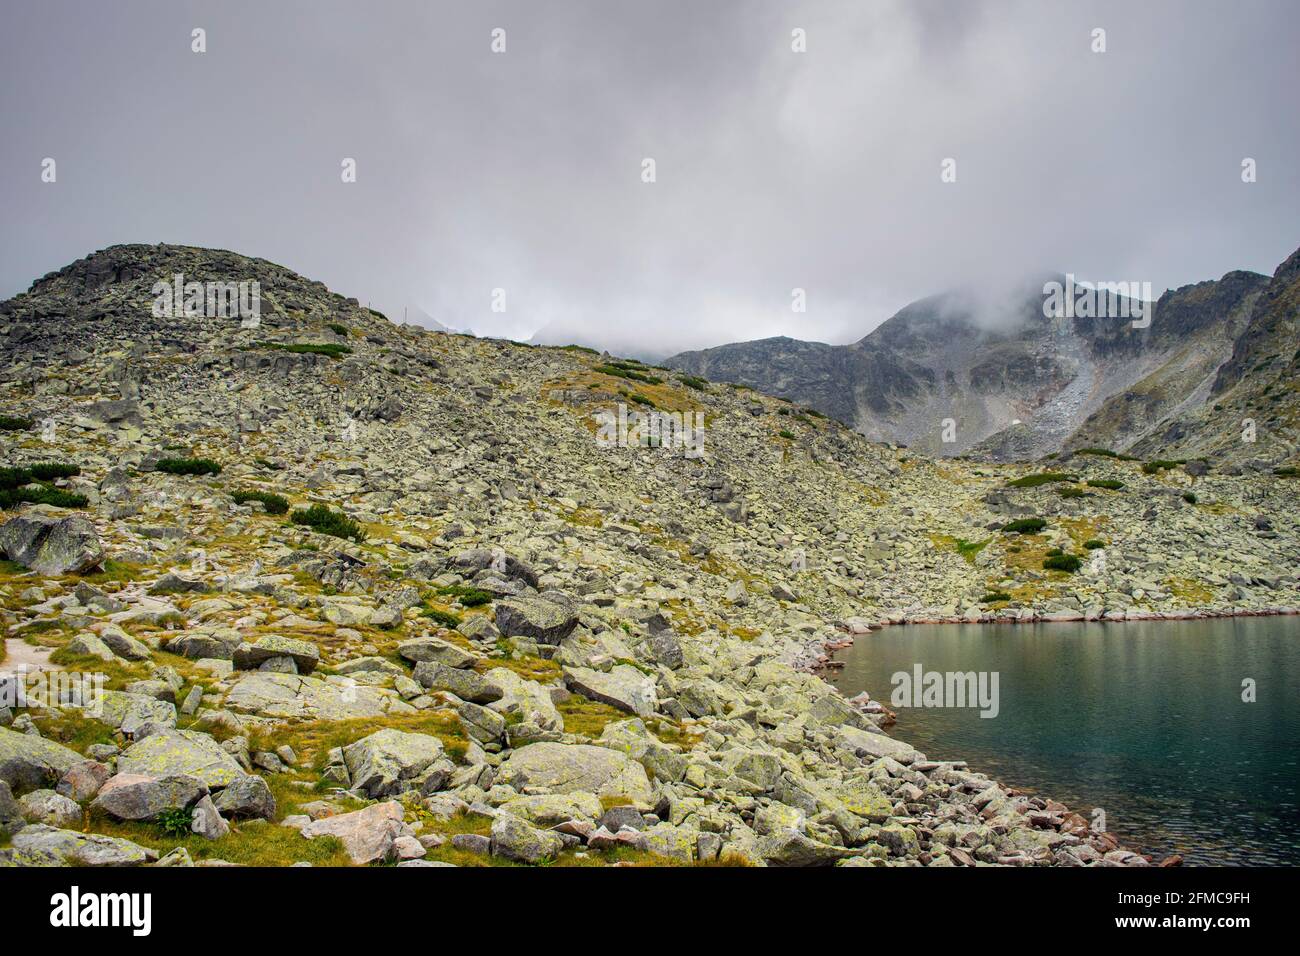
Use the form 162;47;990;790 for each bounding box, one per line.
1;243;1297;868
666;258;1292;462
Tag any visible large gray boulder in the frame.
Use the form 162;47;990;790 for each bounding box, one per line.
491;812;565;863
17;789;82;827
412;661;503;704
212;773;276;820
88;690;177;736
497;743;654;805
0;512;104;575
116;730;246;789
224;671;410;720
342;729;446;798
90;773;208;821
564;664;658;717
299;800;407;864
398;636;479;669
0;726;83;794
9;824;154;866
232;635;320;674
494;592;579;645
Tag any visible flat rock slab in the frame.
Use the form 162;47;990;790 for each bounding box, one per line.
116;730;246;789
8;824;155;866
224;671;411;720
233;635;320;674
564;664;658;717
497;742;653;805
299;800;407;864
493;593;579;645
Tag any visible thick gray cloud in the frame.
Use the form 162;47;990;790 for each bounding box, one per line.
2;0;1296;357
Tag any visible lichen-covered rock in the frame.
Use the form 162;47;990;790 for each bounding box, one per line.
18;788;82;827
398;636;480;669
233;635;320;674
0;726;83;794
493;592;579;645
342;729;445;798
0;513;104;575
91;773;207;821
490;812;565;863
8;824;154;866
299;800;407;864
564;664;657;717
212;773;277;820
224;671;411;720
500;792;604;827
497;743;654;805
116;730;245;789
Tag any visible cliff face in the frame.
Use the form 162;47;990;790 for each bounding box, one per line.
668;260;1292;461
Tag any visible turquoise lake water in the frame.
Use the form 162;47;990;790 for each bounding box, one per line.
825;617;1300;866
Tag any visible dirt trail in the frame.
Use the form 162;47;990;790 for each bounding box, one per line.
2;638;58;673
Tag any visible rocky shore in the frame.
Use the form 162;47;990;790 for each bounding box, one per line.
1;244;1295;867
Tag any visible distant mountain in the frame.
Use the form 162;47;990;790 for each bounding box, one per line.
665;255;1296;462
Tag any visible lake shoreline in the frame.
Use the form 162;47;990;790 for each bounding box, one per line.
805;613;1299;866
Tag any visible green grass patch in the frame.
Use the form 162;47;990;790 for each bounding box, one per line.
1084;539;1106;549
435;584;493;608
0;416;33;431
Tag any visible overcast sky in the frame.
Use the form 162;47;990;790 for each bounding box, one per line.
2;0;1296;357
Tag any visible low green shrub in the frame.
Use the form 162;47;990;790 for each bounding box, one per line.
1086;479;1124;490
778;429;796;440
0;486;88;509
1142;459;1184;474
421;605;462;628
157;457;221;476
327;323;350;336
1007;472;1076;488
436;584;493;608
1001;518;1046;534
0;415;33;431
1043;554;1082;573
250;342;352;360
981;591;1012;603
290;504;364;542
1182;491;1198;504
232;490;290;515
157;807;194;837
1073;447;1138;461
1058;486;1086;498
